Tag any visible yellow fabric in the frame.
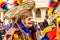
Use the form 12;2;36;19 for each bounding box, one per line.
48;7;53;16
13;38;20;40
13;0;23;5
54;0;58;2
42;26;52;35
13;0;17;1
13;34;20;40
48;11;52;16
49;7;53;12
56;17;60;22
0;0;3;4
17;0;23;5
14;34;18;38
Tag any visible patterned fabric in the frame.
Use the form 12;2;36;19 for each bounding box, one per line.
47;0;59;17
6;27;39;40
42;34;49;40
6;21;38;40
13;30;22;40
42;28;57;40
47;28;56;40
14;21;31;36
12;30;37;40
42;26;52;35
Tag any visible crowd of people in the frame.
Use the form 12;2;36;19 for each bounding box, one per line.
0;0;60;40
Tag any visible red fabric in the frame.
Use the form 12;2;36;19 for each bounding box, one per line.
47;28;56;40
32;33;37;40
34;3;35;7
49;2;58;7
13;1;17;4
0;2;6;7
3;18;5;20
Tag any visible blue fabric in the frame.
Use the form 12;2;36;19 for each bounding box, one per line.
42;34;49;40
6;24;11;31
14;20;31;36
18;21;31;36
6;20;31;36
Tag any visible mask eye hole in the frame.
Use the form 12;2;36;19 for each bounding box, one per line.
28;18;31;20
28;17;33;21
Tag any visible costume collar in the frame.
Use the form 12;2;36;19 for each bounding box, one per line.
18;21;31;36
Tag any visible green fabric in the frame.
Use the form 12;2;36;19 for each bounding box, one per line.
3;4;9;10
50;0;54;2
30;38;33;40
36;31;41;40
18;36;22;40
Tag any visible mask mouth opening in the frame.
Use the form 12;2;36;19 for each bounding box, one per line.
28;21;34;24
28;23;32;24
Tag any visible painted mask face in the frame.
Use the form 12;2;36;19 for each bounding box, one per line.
23;16;34;28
